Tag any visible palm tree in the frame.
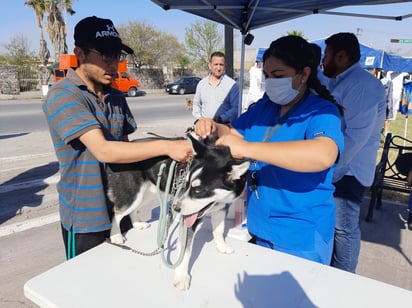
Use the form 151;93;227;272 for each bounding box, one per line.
45;0;76;59
25;0;75;62
25;0;50;65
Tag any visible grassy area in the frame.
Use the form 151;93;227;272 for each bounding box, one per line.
375;113;411;204
385;113;411;141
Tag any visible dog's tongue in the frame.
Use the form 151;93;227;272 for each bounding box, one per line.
184;213;199;228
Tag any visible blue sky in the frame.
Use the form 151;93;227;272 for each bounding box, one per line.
2;0;412;56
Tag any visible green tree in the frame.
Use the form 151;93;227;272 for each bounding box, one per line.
178;55;191;69
184;20;223;67
3;34;35;65
117;21;184;68
287;30;305;38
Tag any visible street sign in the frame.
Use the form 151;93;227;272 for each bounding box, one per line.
391;39;412;43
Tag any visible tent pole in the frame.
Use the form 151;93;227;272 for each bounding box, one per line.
404;115;408;146
224;25;234;78
238;33;246;116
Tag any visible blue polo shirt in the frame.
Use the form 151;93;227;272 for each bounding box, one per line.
233;93;343;251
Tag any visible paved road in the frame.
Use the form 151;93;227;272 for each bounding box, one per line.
0;93;194;231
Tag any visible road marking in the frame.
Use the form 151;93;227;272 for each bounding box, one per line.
0;213;60;237
0;152;55;162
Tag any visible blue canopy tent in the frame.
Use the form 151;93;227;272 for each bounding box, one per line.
400;81;412;142
151;0;412;114
382;54;412;72
313;38;412;139
312;39;412;72
255;48;267;62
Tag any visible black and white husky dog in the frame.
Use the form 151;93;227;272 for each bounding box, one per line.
105;133;250;290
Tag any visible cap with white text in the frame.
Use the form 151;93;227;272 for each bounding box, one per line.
74;16;133;54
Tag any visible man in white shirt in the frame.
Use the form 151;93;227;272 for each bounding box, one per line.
192;51;239;124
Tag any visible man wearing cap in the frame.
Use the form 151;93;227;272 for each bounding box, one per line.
43;16;193;259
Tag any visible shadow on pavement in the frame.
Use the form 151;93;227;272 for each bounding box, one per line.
360;200;412;266
0;132;30;140
0;161;59;224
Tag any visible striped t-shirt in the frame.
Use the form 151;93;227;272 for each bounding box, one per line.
43;69;136;233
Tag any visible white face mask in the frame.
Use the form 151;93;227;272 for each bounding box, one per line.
265;77;299;105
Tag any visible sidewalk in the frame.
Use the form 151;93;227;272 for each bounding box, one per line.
0;90;43;101
357;199;412;291
0;89;166;101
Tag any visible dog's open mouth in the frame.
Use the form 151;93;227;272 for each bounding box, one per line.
183;202;214;228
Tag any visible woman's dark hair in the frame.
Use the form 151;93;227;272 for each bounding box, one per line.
263;35;343;115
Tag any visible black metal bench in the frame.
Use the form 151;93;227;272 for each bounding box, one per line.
366;133;412;221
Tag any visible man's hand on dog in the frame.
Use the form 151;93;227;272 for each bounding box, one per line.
194;118;245;160
169;140;194;163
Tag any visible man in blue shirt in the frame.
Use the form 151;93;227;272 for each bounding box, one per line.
322;33;386;272
192;51;239;124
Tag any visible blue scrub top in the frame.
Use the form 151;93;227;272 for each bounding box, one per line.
233;93;344;251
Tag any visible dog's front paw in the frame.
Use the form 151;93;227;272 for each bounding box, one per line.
132;222;150;230
174;271;191;291
215;240;234;254
110;233;125;244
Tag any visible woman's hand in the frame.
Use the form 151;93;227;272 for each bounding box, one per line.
216;134;246;159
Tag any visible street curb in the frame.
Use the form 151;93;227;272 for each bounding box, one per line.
0;91;43;101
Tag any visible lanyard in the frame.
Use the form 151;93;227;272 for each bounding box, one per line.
250;91;310;199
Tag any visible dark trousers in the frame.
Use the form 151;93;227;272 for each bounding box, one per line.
61;216;133;259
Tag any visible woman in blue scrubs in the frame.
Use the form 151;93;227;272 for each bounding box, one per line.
195;35;344;264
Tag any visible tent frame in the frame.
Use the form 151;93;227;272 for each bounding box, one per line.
152;1;412;114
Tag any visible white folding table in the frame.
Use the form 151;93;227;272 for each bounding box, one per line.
24;217;412;308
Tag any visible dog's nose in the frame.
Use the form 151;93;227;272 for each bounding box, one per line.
172;204;181;213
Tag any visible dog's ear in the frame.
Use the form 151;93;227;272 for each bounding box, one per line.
186;131;218;145
203;132;218;145
186;132;204;158
227;161;251;181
